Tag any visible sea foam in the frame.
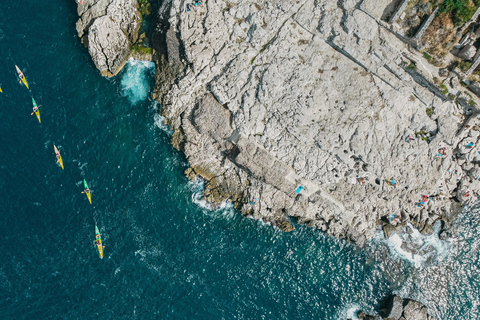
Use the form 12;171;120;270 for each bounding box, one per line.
120;58;155;104
372;221;450;268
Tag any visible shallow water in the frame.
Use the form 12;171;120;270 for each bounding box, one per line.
0;1;478;319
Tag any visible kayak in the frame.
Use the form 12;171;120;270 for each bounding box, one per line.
95;224;104;259
15;65;29;89
54;145;64;170
0;87;2;93
32;98;41;123
83;179;92;204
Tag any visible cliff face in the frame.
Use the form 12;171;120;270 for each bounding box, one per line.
152;0;480;246
76;0;141;77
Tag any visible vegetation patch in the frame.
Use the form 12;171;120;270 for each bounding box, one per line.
439;0;480;26
423;52;433;60
415;129;429;141
448;93;456;100
439;83;448;95
458;60;472;72
132;45;152;55
426;107;434;117
138;0;151;16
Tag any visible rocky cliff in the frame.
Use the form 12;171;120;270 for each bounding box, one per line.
76;0;141;76
76;0;480;246
152;0;480;246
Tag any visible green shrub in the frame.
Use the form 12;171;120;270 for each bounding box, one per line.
407;63;415;70
423;52;432;60
426;107;434;117
469;99;477;106
439;83;448;95
415;130;429;141
138;0;150;15
440;0;478;26
448;93;456;100
458;60;472;72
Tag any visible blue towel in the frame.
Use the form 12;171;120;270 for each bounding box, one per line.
295;186;304;194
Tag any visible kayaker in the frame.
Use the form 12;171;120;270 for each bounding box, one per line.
82;188;91;194
32;105;41;113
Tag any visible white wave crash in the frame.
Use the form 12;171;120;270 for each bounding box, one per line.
120;58;155;104
374;221;450;268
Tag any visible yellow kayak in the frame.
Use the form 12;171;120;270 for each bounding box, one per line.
54;145;64;170
95;224;104;259
0;87;3;93
32;98;41;123
15;65;29;89
35;109;41;123
83;179;92;204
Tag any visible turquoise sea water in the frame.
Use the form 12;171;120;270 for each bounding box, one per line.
0;1;479;319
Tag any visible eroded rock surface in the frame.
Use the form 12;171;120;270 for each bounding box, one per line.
151;0;480;245
76;0;141;76
354;295;435;319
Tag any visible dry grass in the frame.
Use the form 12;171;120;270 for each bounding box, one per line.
423;12;457;56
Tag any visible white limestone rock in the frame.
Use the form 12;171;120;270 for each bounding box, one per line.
76;0;141;77
151;0;479;243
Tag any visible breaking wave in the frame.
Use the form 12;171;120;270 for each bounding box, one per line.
120;58;155;104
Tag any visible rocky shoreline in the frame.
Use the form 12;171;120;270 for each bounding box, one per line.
75;0;480;248
355;295;435;320
148;0;480;247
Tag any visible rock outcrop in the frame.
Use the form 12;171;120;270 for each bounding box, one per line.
151;0;480;245
352;295;435;320
76;0;141;77
380;295;435;320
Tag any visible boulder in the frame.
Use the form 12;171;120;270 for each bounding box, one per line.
76;0;141;76
458;45;477;60
403;299;429;320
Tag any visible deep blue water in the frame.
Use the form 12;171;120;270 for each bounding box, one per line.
0;1;479;319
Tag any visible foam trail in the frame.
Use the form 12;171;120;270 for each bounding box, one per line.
120;58;155;104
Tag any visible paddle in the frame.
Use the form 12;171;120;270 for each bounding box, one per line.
30;105;41;115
